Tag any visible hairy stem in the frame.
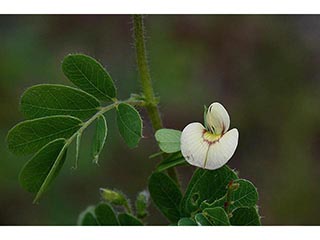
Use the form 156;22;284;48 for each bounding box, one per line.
132;15;163;131
132;15;178;184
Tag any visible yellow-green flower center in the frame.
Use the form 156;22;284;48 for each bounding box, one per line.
202;130;221;144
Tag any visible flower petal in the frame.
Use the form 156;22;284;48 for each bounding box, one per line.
205;128;239;170
205;102;230;135
180;122;210;168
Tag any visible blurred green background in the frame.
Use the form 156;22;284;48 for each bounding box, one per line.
1;15;320;225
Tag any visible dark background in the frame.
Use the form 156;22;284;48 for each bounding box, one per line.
0;15;320;225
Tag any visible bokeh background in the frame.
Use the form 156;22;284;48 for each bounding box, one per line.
0;15;320;225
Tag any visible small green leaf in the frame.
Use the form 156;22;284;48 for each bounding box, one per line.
80;213;98;226
230;207;261;226
92;115;108;164
155;129;182;153
194;213;211;226
116;103;142;148
202;207;230;226
156;152;187;172
118;213;143;226
7;115;82;155
180;166;238;216
194;208;230;226
20;84;100;120
228;180;258;212
62;54;116;101
19;138;67;203
77;206;99;226
178;218;197;226
200;179;258;213
135;190;150;219
149;172;182;223
94;203;119;225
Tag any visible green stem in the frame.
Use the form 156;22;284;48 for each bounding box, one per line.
132;15;179;184
132;15;163;131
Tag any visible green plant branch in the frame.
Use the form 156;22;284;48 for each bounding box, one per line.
132;15;179;184
132;15;163;131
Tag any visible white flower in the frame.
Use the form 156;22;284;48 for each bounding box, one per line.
181;102;239;170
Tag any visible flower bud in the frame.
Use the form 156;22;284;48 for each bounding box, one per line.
135;190;150;219
100;188;127;206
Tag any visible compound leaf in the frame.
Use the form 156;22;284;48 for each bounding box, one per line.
7;115;82;155
116;103;142;148
20;84;100;120
62;54;116;101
